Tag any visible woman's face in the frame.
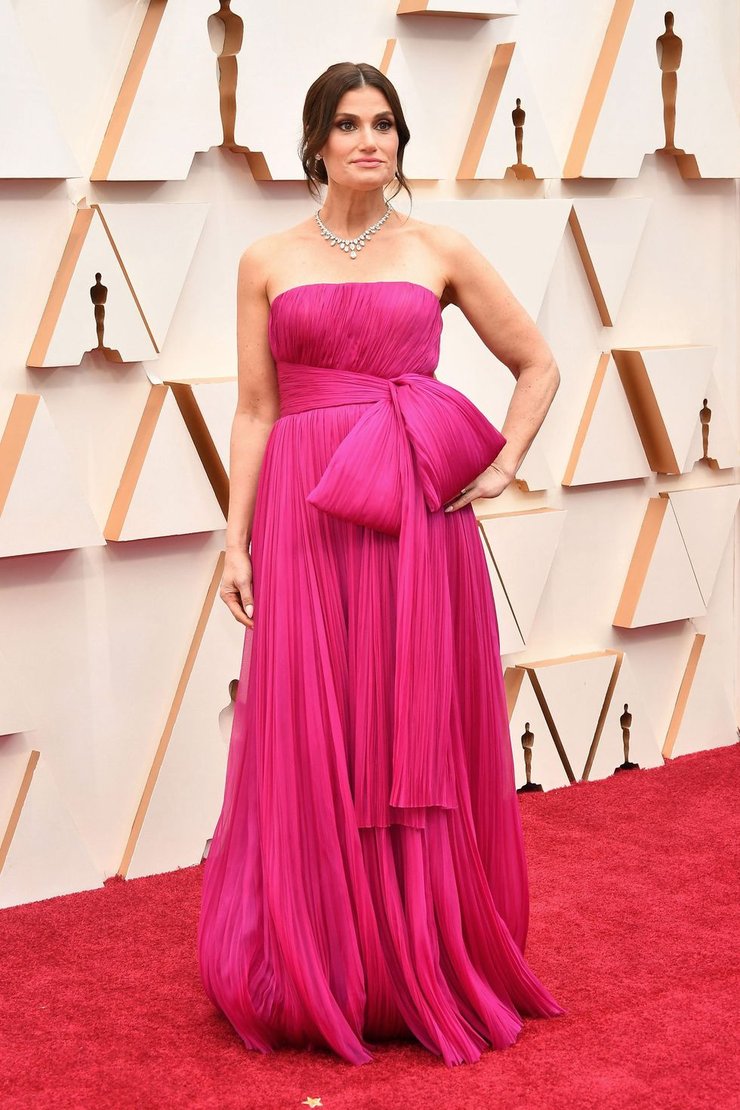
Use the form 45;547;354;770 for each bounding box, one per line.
317;85;399;192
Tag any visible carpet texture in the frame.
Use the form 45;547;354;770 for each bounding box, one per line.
1;743;737;1110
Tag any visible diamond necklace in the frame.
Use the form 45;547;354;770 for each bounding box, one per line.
315;201;394;260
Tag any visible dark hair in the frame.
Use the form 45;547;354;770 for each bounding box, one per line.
299;62;412;214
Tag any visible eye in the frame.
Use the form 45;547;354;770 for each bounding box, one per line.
335;118;395;131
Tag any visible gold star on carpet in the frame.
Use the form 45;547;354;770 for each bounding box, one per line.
301;1099;323;1108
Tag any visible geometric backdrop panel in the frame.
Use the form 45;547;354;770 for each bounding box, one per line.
663;632;737;759
613;495;706;628
521;650;623;783
457;40;560;181
104;385;226;542
92;0;222;181
477;525;525;656
0;750;103;910
562;353;652;487
0;646;35;739
0;394;105;558
504;666;571;793
95;202;210;355
27;207;158;368
666;484;740;607
569;198;652;326
564;0;740;179
614;346;715;475
478;508;566;644
0;0;80;178
167;377;238;519
584;654;664;781
120;554;245;879
397;2;519;18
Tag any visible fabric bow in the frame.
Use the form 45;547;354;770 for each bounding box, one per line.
278;362;507;824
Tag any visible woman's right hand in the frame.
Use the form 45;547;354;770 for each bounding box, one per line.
220;547;255;628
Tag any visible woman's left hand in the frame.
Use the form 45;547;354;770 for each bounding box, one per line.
443;461;515;513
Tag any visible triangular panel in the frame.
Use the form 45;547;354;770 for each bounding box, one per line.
0;646;35;738
96;202;209;350
569;198;652;326
563;353;652;486
585;654;664;780
27;207;158;368
565;1;740;179
0;0;80;178
92;0;223;181
0;394;105;558
105;386;225;542
663;633;737;758
520;651;622;782
504;667;570;792
0;751;103;909
614;347;715;474
477;522;525;655
667;485;740;607
614;495;707;628
479;508;566;642
458;42;560;180
121;555;246;879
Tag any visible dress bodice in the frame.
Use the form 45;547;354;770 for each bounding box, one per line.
268;280;443;379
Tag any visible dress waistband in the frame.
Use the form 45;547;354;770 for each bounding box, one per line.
279;361;429;416
276;359;507;823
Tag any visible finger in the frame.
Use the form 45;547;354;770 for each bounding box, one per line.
237;587;254;625
231;579;253;619
220;589;253;627
223;596;251;626
444;490;474;513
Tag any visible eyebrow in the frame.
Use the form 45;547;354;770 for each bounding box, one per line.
333;111;393;120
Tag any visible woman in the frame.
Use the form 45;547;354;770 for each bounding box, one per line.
197;61;564;1067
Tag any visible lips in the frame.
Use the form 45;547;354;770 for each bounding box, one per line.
354;159;382;165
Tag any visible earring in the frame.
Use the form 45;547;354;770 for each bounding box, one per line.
316;154;323;161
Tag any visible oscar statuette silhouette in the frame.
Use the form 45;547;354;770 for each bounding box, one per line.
208;1;250;155
507;98;536;181
89;273;122;362
655;11;686;156
517;721;544;793
614;702;640;773
696;396;721;470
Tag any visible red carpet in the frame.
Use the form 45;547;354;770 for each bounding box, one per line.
1;743;738;1110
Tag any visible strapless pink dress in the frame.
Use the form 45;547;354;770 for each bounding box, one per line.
197;280;564;1066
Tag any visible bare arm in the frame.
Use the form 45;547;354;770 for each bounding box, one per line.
225;243;280;550
437;225;560;497
220;242;280;625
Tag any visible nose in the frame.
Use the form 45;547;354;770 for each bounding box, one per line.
358;125;379;150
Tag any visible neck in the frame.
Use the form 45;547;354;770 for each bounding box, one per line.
318;187;391;239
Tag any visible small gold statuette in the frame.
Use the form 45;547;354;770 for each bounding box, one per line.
614;702;640;773
517;721;544;793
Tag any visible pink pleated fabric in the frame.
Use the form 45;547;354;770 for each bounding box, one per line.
197;281;565;1066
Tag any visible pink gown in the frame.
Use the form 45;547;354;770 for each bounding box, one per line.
197;280;564;1066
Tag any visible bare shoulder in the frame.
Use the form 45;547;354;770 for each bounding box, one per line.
422;222;509;304
235;227;296;302
236;234;272;284
423;222;478;269
417;221;555;375
238;219;316;298
400;218;483;296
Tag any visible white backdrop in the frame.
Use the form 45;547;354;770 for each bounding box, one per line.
0;0;738;907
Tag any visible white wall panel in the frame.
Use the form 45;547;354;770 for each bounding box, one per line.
0;0;737;906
